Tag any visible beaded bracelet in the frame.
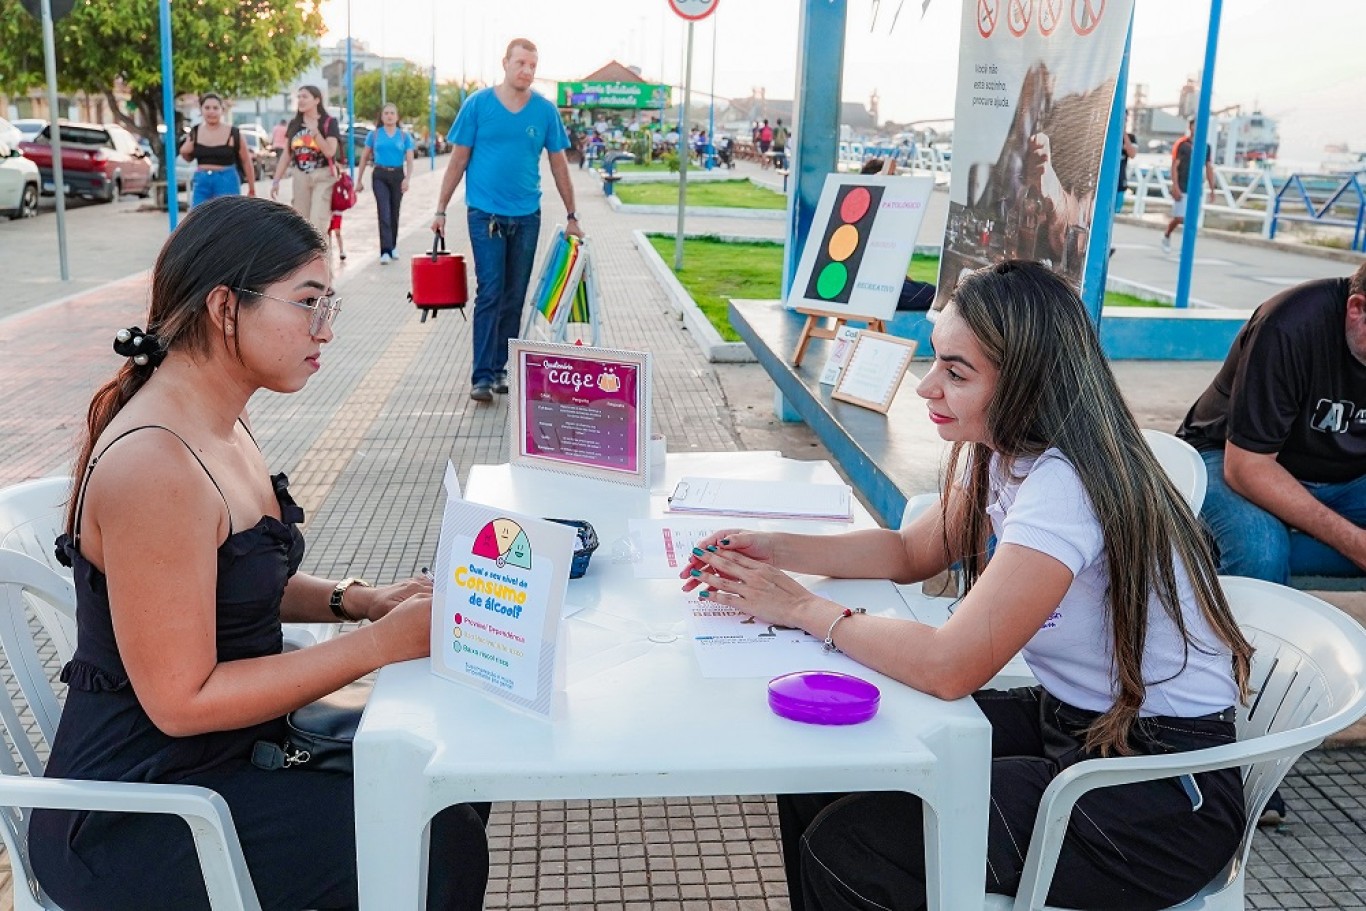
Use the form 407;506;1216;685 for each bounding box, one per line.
822;607;867;653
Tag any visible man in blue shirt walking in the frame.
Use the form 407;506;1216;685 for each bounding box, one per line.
432;38;583;402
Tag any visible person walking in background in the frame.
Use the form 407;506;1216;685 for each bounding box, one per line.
270;86;341;241
355;102;415;264
1162;118;1215;253
179;93;254;207
27;196;491;911
431;38;581;404
271;118;288;157
328;207;347;261
758;118;773;168
772;118;789;170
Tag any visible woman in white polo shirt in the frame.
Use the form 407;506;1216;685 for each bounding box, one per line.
355;102;416;264
682;261;1255;911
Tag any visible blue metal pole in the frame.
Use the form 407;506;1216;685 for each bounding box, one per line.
345;2;355;178
158;0;176;230
785;0;847;298
429;67;438;172
430;0;437;172
1080;13;1133;324
1175;0;1223;309
706;14;716;171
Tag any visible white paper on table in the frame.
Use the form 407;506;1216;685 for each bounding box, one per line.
686;579;910;679
628;517;724;578
818;325;863;386
667;476;852;522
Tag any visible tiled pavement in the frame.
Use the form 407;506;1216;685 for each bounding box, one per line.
0;161;1363;909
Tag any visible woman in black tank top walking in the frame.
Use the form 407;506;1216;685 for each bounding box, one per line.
28;196;490;911
179;93;256;207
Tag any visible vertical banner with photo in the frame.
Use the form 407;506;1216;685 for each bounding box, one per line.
934;0;1134;310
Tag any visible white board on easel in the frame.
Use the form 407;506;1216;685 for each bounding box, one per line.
790;174;935;322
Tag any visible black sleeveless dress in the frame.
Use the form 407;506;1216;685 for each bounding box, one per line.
28;428;489;911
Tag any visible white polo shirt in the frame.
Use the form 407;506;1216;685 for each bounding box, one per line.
987;449;1239;717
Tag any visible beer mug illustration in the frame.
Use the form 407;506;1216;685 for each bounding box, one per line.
597;370;621;393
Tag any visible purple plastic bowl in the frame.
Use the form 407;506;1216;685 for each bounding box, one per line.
767;671;881;725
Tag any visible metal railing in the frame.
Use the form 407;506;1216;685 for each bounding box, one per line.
1270;173;1366;252
1130;163;1278;237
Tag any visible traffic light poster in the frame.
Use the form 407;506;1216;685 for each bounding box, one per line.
790;174;936;322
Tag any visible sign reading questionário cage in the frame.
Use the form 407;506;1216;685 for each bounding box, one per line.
431;490;576;720
521;351;643;474
557;81;671;110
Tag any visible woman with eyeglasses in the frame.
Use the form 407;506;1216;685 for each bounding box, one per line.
29;196;490;911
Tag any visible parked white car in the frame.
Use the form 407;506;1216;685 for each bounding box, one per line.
0;138;41;219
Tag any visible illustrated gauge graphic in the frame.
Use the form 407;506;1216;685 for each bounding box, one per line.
472;518;534;570
803;183;886;305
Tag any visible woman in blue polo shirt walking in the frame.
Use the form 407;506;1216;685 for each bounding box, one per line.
356;103;416;264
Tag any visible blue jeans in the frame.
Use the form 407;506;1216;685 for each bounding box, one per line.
466;207;540;387
190;168;240;207
1199;449;1366;583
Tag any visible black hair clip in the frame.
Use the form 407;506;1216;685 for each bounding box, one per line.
113;326;168;369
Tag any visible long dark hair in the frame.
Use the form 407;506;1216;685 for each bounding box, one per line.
286;85;329;136
66;197;326;534
941;261;1253;756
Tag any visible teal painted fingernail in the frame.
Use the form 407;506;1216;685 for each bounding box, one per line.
692;547;704;556
705;545;718;552
698;589;711;599
720;538;731;545
689;568;701;577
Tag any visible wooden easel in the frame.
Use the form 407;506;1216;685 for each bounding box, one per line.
791;308;886;367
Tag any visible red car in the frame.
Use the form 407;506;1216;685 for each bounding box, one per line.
19;122;154;202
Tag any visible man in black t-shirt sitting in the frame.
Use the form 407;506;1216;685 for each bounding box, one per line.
1177;263;1366;586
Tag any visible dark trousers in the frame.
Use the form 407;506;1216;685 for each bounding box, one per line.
779;687;1244;911
32;761;491;911
372;166;405;256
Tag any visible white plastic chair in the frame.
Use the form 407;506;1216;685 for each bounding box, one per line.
0;477;77;662
1140;428;1208;513
985;576;1366;911
0;549;263;911
0;476;334;652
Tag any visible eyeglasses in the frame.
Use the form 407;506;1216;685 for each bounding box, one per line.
233;287;341;336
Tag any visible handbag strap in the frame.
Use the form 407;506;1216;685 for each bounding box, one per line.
430;231;445;262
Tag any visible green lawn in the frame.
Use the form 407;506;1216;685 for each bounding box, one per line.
611;161;671;172
645;236;1166;342
617;180;787;210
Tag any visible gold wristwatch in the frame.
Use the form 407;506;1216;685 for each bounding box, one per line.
329;577;370;622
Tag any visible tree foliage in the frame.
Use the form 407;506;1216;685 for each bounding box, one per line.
0;0;325;167
350;66;430;129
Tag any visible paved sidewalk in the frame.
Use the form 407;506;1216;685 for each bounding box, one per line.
1;163;1364;909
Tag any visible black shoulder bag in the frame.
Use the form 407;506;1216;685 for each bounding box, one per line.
251;677;372;773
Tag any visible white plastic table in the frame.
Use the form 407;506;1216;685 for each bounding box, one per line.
353;452;991;910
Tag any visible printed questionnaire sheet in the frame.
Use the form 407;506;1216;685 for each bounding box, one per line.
687;579;907;678
628;518;723;579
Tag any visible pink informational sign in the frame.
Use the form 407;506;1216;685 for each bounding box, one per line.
508;340;653;487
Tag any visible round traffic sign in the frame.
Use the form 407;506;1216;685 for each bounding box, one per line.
668;0;719;22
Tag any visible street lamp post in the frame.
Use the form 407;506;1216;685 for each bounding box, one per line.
345;0;355;177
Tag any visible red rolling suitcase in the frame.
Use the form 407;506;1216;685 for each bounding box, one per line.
408;232;469;323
